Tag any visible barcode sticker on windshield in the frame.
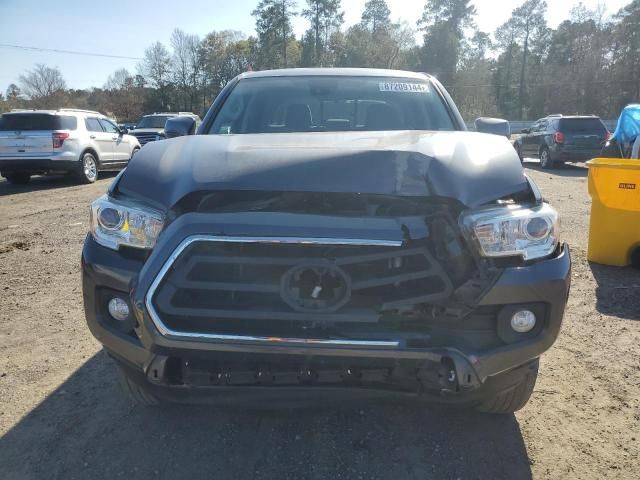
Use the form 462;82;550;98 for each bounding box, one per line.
379;82;429;93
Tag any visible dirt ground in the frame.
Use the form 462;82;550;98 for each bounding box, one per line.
0;160;639;480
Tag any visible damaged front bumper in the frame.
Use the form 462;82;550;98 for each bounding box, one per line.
82;212;571;403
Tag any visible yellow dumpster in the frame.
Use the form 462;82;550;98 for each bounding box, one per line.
587;158;640;266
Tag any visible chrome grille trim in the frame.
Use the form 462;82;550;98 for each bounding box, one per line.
145;235;403;347
132;133;159;145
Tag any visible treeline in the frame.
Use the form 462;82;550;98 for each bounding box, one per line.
2;0;639;121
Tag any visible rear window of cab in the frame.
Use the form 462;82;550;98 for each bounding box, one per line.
558;118;607;133
0;114;77;131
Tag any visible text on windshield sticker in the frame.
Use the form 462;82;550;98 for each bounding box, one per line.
379;82;429;93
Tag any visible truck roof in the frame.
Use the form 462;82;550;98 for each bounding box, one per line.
548;114;600;119
239;68;433;81
6;108;104;116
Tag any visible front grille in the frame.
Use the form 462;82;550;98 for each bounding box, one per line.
149;237;453;341
132;132;158;145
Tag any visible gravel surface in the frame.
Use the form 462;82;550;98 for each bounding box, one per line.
0;160;639;480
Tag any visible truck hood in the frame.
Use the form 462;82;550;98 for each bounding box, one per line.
131;128;164;134
117;131;528;210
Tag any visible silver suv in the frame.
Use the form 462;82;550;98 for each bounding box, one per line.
0;109;141;184
130;112;201;146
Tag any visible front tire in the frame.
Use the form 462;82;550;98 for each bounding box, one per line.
130;146;140;161
76;152;98;184
476;359;539;414
4;172;31;184
539;147;554;169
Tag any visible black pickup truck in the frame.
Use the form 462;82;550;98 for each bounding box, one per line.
82;69;570;413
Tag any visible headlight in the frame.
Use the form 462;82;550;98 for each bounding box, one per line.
461;203;559;260
90;195;164;250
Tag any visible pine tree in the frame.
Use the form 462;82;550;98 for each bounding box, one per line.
510;0;547;118
252;0;298;68
360;0;391;33
302;0;343;66
417;0;476;84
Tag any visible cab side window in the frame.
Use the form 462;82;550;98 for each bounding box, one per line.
85;118;103;132
99;119;119;134
533;120;547;132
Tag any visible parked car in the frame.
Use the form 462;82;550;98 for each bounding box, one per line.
82;69;570;414
513;114;610;168
130;112;201;146
118;122;137;131
0;109;140;184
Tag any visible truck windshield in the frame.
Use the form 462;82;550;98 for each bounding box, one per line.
136;116;172;128
559;118;607;133
209;76;456;134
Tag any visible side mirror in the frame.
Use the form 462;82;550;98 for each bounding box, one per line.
119;127;128;135
521;128;530;134
475;117;511;138
165;116;197;138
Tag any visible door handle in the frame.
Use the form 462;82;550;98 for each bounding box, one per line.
90;135;96;139
112;136;118;140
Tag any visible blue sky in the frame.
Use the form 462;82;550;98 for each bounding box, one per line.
0;0;629;93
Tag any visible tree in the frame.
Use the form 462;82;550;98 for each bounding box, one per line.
6;84;21;100
388;22;418;69
417;0;476;84
18;64;67;108
543;10;606;116
138;42;172;110
611;0;640;108
200;31;256;110
105;68;132;91
219;37;257;81
6;2;640;122
418;0;476;36
493;17;521;117
301;0;343;66
170;28;202;111
104;68;144;121
455;31;496;119
337;20;414;70
338;0;413;69
360;0;391;33
252;0;298;68
511;0;548;118
2;84;22;112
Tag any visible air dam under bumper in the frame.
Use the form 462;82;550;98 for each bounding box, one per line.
82;229;570;403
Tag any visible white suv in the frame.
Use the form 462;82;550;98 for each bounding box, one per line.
0;109;141;184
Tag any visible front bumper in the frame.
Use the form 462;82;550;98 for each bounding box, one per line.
550;145;602;162
82;230;571;400
131;130;164;146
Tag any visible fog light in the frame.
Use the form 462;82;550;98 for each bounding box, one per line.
511;310;536;333
108;297;130;322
